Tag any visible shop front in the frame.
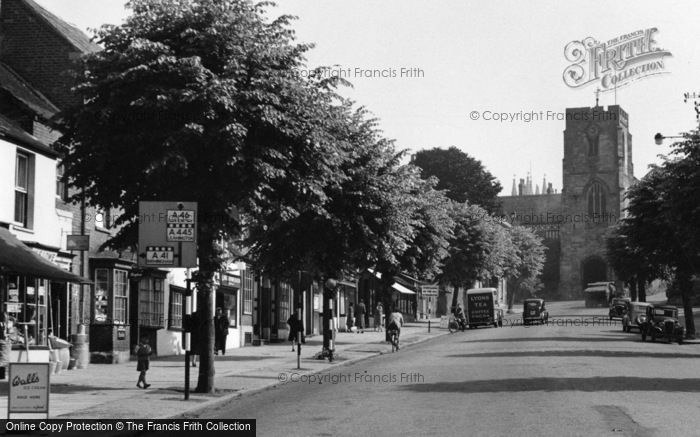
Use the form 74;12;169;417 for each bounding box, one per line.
89;258;134;363
0;227;89;368
216;272;240;350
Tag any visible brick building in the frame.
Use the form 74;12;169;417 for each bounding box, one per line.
500;104;636;299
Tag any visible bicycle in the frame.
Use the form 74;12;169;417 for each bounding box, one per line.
447;314;467;333
388;328;400;352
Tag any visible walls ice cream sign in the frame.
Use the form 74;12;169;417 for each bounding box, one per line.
563;28;671;91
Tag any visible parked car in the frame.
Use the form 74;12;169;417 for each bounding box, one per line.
640;305;684;344
609;297;631;320
621;302;653;333
522;298;548;325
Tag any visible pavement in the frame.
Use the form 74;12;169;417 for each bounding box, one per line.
0;319;446;419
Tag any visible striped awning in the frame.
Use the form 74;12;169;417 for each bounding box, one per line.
0;227;90;283
368;269;416;294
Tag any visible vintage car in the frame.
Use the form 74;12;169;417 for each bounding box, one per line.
640;305;685;344
621;302;653;333
609;297;631;320
522;298;548;325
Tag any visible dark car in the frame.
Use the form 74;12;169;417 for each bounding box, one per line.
640;305;684;344
523;298;548;325
609;297;631;320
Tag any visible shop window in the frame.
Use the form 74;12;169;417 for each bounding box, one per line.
94;268;110;323
219;288;237;328
3;275;48;346
138;277;163;328
169;287;184;329
242;270;253;315
114;269;129;324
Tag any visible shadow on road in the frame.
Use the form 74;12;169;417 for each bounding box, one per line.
461;337;628;343
448;350;700;359
398;377;700;393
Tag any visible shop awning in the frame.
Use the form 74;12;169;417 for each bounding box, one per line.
391;282;415;295
368;269;416;295
0;227;90;284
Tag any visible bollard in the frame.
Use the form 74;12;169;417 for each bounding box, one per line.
428;320;431;333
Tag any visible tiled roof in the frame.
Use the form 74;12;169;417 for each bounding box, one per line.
21;0;101;53
0;112;57;157
0;62;59;119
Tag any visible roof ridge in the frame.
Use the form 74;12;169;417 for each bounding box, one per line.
20;0;101;53
0;62;60;117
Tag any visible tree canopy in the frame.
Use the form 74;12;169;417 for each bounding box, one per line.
606;122;700;336
413;147;502;213
56;0;362;392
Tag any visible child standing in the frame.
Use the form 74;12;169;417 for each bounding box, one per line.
136;337;152;389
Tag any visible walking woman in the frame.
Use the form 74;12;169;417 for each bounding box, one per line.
136;336;152;389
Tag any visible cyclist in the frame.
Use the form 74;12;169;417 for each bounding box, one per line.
454;304;467;330
386;308;404;350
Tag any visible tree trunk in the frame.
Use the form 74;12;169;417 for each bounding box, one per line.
629;279;637;301
194;225;219;394
637;277;646;302
322;277;332;353
450;284;459;316
380;272;395;343
677;270;696;338
506;279;518;312
194;271;215;393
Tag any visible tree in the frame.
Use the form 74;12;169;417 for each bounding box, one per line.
621;163;697;336
56;0;353;391
413;147;502;213
606;221;663;302
505;225;545;310
439;203;495;312
246;95;455;345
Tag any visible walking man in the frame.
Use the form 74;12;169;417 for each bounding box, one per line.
214;307;230;355
356;299;367;333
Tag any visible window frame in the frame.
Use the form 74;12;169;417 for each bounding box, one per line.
113;269;129;325
56;161;67;200
168;286;184;330
242;270;253;315
14;153;29;227
138;277;164;328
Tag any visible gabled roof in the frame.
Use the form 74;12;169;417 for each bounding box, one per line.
0;113;58;158
21;0;101;54
0;62;59;120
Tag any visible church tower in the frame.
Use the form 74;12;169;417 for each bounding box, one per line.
559;105;635;298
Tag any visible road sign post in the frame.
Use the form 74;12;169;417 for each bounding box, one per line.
138;201;198;401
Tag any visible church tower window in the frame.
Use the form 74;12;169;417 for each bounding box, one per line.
587;182;606;222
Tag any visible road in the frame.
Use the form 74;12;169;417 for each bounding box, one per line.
192;301;700;437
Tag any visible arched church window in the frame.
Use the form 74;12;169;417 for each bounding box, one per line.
587;182;606;222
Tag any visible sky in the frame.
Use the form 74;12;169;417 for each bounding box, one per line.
34;0;700;195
